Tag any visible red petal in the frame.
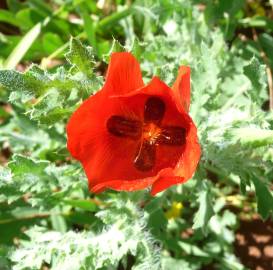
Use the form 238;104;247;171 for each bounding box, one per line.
104;52;144;95
67;91;150;187
91;176;156;193
151;176;184;195
91;168;175;193
114;76;169;99
150;117;200;195
172;66;191;112
174;121;201;180
151;118;200;196
66;91;104;161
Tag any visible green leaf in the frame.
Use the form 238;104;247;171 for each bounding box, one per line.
239;16;273;31
63;199;98;212
0;207;50;225
8;154;48;174
102;39;125;63
15;8;42;30
0;68;46;102
42;32;64;55
192;182;214;234
258;33;273;68
243;57;267;102
7;0;25;13
27;0;52;17
0;155;87;208
50;207;67;233
0;9;21;27
0;245;11;270
145;197;167;237
162;257;192;270
231;128;273;148
0;62;101;124
65;38;95;78
0;167;12;187
252;178;273;220
178;241;210;257
11;197;160;270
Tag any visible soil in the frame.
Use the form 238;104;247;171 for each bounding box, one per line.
234;216;273;270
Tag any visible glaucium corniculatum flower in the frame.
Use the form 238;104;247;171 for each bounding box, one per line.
67;52;201;195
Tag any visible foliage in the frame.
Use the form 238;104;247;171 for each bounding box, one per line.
11;196;160;270
0;0;272;269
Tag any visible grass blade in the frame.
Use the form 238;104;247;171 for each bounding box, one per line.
79;3;97;51
3;22;42;69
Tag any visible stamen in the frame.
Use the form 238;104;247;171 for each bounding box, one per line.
144;97;165;124
143;123;161;143
107;115;142;139
134;140;156;171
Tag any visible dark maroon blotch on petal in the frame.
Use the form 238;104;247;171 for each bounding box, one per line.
134;140;156;171
144;97;165;124
158;126;186;145
107;115;142;139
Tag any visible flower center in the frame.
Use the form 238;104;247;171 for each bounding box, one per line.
143;123;162;144
107;97;186;172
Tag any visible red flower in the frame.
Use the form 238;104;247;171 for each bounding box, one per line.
66;52;201;195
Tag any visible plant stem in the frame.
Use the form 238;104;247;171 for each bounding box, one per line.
97;7;133;31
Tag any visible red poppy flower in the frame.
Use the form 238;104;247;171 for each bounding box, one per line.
66;52;201;195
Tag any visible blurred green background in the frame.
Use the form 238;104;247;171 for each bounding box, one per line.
0;1;273;270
